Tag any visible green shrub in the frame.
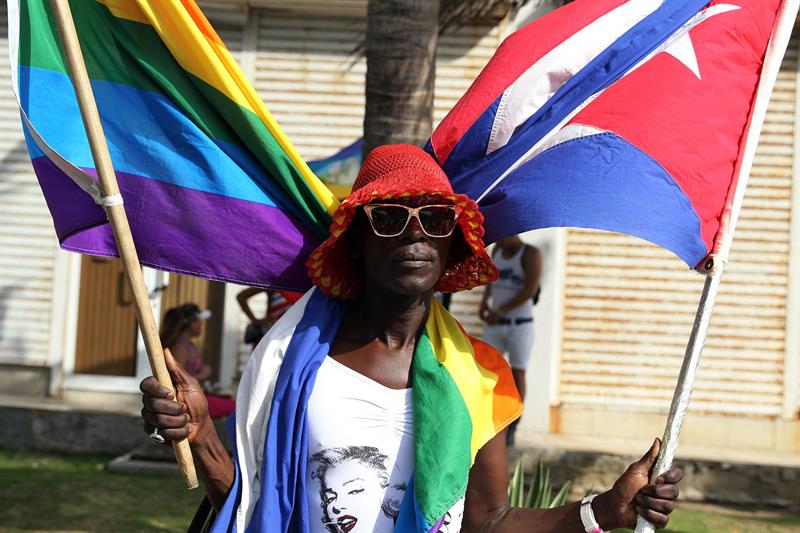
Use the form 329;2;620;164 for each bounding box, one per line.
508;458;572;509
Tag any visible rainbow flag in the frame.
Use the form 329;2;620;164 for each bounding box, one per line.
9;0;338;290
216;288;522;532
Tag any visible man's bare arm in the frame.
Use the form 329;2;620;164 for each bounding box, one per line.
140;350;235;509
494;245;541;316
479;283;493;322
237;287;265;323
463;430;681;533
191;419;236;509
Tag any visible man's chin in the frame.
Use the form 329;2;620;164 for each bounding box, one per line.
365;271;440;299
390;277;439;297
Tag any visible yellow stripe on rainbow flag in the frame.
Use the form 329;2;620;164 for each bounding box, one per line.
426;298;506;460
98;0;339;217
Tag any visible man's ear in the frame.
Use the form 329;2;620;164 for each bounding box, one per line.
349;210;369;259
448;228;470;266
347;222;362;259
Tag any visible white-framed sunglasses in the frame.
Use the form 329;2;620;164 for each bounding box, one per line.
362;203;460;238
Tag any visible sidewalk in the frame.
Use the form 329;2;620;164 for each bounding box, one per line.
516;431;800;468
0;392;143;455
512;432;800;509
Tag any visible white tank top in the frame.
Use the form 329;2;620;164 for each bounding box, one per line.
490;245;534;320
306;356;423;533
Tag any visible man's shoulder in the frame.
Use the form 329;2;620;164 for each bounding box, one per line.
522;243;542;269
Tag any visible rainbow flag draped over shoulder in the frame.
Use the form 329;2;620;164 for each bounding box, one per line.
9;0;338;290
215;288;522;533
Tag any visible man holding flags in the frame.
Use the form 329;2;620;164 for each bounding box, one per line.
10;0;796;531
141;145;683;532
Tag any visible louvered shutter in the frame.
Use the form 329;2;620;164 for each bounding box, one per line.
0;4;60;366
558;31;798;419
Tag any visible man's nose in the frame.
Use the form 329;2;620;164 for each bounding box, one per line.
401;215;426;241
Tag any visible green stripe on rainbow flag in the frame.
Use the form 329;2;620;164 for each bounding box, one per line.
412;330;473;523
126;0;339;221
412;298;523;524
20;0;336;234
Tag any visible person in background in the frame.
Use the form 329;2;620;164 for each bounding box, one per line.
237;288;302;350
479;235;542;446
159;303;234;419
160;304;214;382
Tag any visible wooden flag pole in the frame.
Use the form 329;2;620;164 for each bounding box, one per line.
49;0;198;489
635;2;799;531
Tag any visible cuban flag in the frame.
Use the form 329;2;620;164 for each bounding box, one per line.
429;0;783;269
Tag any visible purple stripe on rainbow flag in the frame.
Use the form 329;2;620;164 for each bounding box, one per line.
430;514;447;532
32;156;320;290
21;66;294;212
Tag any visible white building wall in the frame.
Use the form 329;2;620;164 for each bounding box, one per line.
0;3;61;369
559;35;797;416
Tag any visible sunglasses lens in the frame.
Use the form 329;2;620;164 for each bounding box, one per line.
419;206;457;236
368;205;410;236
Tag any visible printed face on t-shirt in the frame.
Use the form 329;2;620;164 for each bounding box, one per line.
321;459;387;533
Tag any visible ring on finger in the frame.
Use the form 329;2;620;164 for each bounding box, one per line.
150;427;166;444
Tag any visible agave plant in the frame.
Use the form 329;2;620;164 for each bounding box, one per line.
508;458;572;509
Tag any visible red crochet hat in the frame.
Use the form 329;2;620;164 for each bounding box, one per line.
306;144;498;300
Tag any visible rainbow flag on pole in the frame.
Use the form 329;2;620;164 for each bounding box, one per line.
9;0;338;290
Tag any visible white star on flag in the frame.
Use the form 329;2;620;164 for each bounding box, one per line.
478;1;747;199
663;4;741;79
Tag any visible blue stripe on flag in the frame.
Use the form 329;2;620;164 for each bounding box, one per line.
20;66;304;215
394;475;436;533
444;0;711;199
433;94;503;175
244;290;346;533
478;132;708;265
308;138;363;172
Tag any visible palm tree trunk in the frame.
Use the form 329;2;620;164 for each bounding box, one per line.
364;0;441;157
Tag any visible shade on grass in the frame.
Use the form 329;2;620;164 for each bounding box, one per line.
2;449;799;532
0;449;199;532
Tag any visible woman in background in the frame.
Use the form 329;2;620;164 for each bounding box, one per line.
160;303;234;418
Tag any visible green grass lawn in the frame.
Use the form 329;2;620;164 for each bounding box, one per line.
644;504;800;533
0;449;200;532
1;449;798;532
